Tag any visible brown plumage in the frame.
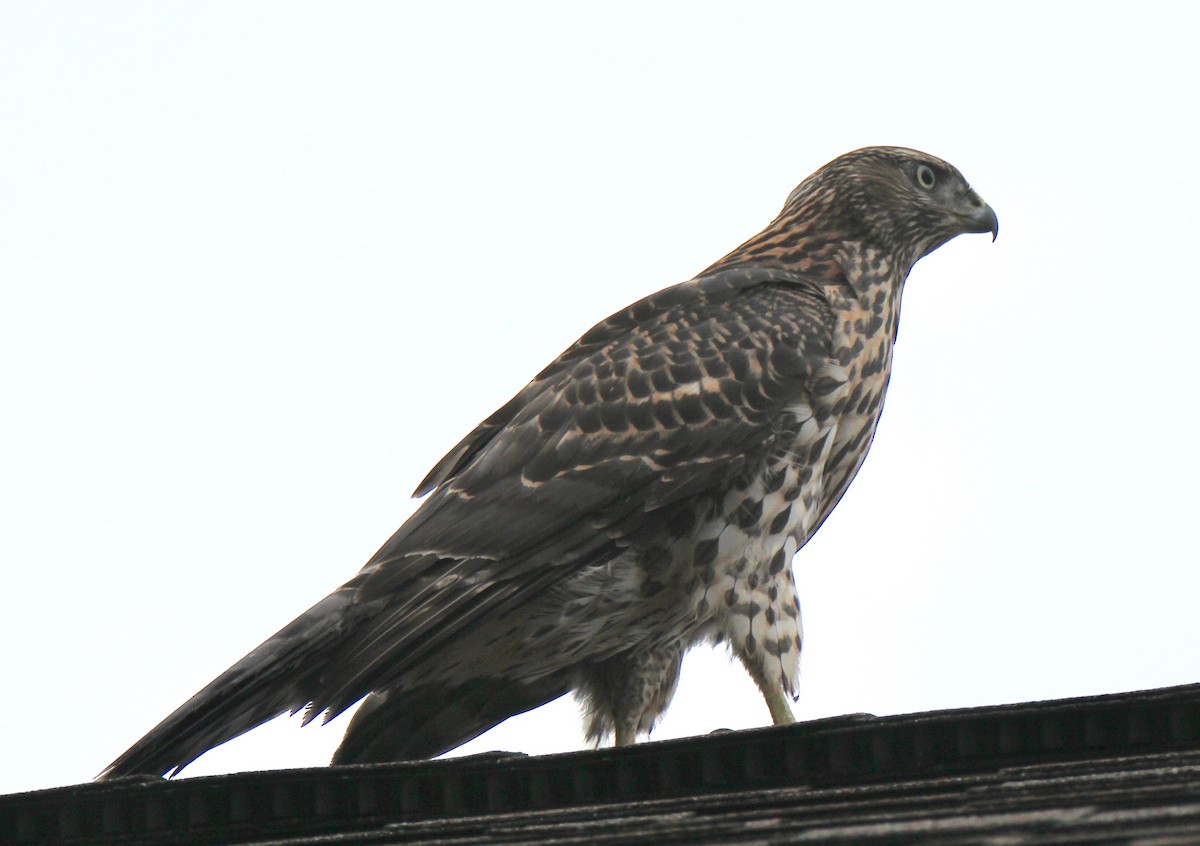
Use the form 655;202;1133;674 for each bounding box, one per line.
101;146;997;779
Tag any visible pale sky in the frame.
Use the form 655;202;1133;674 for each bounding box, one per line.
4;2;1200;796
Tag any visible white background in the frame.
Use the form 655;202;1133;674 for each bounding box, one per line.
4;2;1199;796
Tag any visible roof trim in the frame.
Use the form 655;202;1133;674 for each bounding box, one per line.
5;683;1200;844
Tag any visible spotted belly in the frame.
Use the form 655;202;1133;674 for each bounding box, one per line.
686;411;836;702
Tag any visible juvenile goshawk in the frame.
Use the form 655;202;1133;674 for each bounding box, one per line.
102;146;997;778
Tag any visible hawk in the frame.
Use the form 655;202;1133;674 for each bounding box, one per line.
102;146;997;778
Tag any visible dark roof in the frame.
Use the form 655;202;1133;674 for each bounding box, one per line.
8;683;1200;845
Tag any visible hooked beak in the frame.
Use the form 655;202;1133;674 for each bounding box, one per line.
962;192;999;241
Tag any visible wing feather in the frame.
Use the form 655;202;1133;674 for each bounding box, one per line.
100;266;837;776
310;267;835;715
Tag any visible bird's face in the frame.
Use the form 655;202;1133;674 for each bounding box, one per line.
834;147;999;267
708;146;995;281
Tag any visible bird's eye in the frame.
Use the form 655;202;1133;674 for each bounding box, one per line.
915;164;936;190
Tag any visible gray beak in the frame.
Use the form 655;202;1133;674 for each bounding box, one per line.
962;191;999;241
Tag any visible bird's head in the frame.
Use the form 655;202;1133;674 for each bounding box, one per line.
704;146;995;281
794;146;998;269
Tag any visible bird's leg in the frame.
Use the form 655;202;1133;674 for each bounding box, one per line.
577;642;684;748
761;679;797;726
724;566;802;726
738;654;796;725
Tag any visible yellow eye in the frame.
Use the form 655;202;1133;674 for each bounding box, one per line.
915;164;936;190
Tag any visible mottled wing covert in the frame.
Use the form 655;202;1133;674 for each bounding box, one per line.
310;267;835;716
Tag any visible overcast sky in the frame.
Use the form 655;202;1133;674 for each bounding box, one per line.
4;2;1200;796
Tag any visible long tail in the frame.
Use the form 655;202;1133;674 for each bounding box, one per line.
99;589;353;779
332;672;570;765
